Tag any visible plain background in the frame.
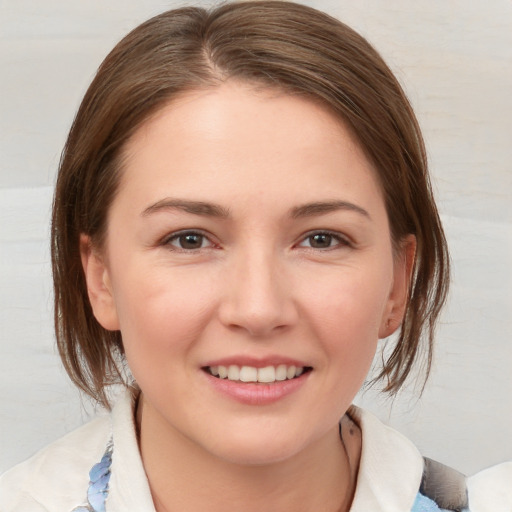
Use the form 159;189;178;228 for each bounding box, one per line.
1;0;511;476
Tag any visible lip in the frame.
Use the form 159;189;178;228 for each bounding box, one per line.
203;355;309;368
201;363;311;406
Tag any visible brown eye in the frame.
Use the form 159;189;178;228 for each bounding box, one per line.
298;231;350;250
167;232;211;250
179;234;204;249
309;233;333;248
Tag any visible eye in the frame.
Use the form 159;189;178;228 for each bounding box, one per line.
298;231;350;250
165;231;213;250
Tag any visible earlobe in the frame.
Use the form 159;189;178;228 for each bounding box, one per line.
80;234;120;331
379;235;416;339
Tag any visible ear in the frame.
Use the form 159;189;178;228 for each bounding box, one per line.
379;235;416;339
80;234;120;331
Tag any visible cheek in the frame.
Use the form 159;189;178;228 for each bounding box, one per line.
307;281;383;403
303;265;392;337
299;263;392;381
109;263;219;362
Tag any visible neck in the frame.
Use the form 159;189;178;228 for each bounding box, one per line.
136;394;360;512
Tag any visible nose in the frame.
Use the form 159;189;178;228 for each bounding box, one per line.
218;248;299;337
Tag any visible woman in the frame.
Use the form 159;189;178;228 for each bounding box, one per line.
0;2;509;511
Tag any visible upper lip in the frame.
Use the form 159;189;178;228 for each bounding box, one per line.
202;356;311;368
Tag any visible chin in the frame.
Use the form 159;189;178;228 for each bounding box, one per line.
215;442;301;467
200;425;314;467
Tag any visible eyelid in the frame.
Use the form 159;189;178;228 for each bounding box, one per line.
296;230;353;249
161;229;217;250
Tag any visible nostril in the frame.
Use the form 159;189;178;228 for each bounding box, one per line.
219;297;299;335
216;260;299;336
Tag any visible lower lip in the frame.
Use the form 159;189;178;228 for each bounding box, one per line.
203;370;310;405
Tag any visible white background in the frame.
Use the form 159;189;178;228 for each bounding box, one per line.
1;0;511;476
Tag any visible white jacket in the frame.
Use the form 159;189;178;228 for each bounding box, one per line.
1;390;510;511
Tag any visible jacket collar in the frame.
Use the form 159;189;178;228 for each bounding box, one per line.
348;405;424;512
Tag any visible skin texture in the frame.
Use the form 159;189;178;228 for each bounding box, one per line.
81;81;414;511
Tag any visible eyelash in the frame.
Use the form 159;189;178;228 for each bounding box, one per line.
162;230;215;251
162;229;352;252
296;230;352;250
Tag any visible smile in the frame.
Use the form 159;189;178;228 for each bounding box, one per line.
206;365;311;383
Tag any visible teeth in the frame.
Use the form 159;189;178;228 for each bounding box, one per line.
275;364;287;381
228;365;240;380
239;366;258;382
257;366;275;383
208;364;307;383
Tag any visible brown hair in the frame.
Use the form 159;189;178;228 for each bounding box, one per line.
52;0;449;408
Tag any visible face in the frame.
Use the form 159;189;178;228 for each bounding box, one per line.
83;81;412;466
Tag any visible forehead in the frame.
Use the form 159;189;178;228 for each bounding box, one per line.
117;81;383;214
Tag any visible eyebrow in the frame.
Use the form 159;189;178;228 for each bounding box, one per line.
291;201;370;219
141;198;231;218
141;198;370;220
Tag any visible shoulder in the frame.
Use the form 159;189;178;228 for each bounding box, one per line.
0;414;111;512
348;406;512;512
467;461;512;512
419;457;512;512
418;460;512;512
